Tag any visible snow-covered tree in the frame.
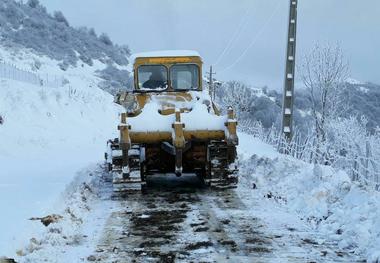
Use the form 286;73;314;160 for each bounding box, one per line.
53;11;69;27
88;28;97;37
218;81;252;114
99;33;113;46
300;44;349;162
27;0;39;8
215;80;282;129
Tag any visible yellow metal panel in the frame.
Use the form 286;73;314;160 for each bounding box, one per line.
184;130;225;141
128;130;225;144
145;57;192;64
130;132;172;143
135;56;202;65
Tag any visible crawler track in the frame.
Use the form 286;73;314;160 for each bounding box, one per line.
107;140;239;192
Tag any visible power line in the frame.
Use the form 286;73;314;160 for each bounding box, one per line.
218;0;283;74
213;6;252;67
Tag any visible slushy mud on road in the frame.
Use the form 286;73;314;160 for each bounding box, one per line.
91;174;365;263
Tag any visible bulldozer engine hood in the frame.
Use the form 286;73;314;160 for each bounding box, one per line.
124;90;226;133
121;90;211;115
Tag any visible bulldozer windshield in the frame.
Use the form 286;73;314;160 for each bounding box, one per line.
138;65;168;90
170;64;199;90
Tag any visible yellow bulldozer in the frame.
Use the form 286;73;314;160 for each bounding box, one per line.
105;50;238;191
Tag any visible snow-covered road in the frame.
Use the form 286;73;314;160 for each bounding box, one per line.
87;175;365;263
13;133;369;263
19;172;365;263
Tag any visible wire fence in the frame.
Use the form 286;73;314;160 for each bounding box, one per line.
239;119;380;190
0;62;65;88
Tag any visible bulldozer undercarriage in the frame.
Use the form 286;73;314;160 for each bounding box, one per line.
105;139;238;192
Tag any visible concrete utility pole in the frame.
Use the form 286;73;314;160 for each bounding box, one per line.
281;0;298;141
207;66;216;99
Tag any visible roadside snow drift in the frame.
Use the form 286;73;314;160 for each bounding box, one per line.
238;133;380;262
0;54;122;256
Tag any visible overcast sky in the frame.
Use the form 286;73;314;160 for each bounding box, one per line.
40;0;380;90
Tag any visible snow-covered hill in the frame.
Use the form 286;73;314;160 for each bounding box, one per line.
216;79;380;133
0;0;131;93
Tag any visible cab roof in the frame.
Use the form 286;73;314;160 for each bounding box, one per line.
131;50;201;63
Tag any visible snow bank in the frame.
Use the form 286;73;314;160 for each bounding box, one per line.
0;56;122;257
237;132;279;160
16;164;115;263
238;133;380;262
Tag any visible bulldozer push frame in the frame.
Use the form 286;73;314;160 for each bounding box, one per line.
105;50;239;192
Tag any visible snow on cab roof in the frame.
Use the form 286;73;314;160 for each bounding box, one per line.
131;50;201;62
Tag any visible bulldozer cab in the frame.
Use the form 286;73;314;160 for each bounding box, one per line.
133;50;202;92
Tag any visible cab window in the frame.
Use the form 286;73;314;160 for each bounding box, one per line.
137;65;168;90
170;64;199;90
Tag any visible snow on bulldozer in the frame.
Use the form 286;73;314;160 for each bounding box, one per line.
105;50;238;191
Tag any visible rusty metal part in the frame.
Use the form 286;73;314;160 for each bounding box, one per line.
172;110;185;176
126;130;225;144
118;113;131;177
225;107;239;146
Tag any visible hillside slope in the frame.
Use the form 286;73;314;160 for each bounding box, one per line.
0;0;131;93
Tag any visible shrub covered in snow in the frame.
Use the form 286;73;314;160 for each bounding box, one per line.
241;152;380;262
